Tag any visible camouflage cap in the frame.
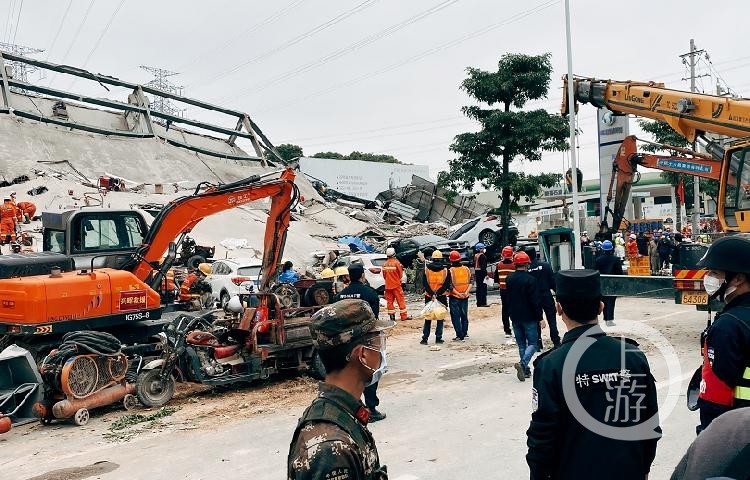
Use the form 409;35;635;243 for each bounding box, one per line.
309;299;394;350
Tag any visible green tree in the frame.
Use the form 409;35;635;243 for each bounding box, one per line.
637;120;720;230
311;151;346;159
267;143;304;162
312;151;401;163
438;53;569;245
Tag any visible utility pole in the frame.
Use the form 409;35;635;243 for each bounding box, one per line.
0;42;43;84
679;39;707;238
139;66;186;118
564;0;583;268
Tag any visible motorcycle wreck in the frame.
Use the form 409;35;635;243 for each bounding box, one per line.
135;293;326;407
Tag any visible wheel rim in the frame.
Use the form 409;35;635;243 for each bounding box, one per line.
74;409;89;425
480;230;496;246
312;288;329;305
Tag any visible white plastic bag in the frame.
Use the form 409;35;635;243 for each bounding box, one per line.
421;299;447;320
484;276;495;287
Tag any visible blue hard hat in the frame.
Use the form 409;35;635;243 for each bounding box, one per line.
475;242;486;250
601;240;614;251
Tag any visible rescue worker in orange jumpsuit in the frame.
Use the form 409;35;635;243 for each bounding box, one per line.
382;247;410;321
448;250;471;341
0;196;18;245
626;233;639;259
16;201;36;224
495;245;515;339
693;236;750;434
421;250;451;345
179;263;211;302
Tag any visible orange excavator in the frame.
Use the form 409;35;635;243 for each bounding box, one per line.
0;168;331;426
0;168;298;356
563;75;750;234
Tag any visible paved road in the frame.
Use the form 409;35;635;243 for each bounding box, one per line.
4;298;706;480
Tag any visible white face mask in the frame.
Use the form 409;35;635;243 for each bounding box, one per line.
703;274;724;296
361;340;387;387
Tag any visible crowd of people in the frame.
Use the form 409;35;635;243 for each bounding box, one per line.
287;234;750;480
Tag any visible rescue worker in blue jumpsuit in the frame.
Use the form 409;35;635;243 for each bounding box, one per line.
694;236;750;433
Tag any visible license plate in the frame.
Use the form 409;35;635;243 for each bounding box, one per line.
681;291;709;305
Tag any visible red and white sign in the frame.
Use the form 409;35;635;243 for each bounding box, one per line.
119;290;148;311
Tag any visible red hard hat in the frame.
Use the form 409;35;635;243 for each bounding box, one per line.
449;250;461;262
501;246;513;258
513;251;531;265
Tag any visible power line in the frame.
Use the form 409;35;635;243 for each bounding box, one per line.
44;0;73;61
81;0;126;68
256;0;560;114
187;0;380;89
178;0;308;72
11;0;24;46
58;0;96;65
216;0;461;102
289;115;465;142
4;0;17;44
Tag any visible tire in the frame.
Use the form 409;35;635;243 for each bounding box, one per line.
309;351;326;380
304;284;331;306
186;255;206;269
135;368;175;407
479;229;499;247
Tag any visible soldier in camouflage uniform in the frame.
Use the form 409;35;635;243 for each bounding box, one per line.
288;299;393;480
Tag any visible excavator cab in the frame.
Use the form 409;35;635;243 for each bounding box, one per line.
42;210;149;269
720;144;750;231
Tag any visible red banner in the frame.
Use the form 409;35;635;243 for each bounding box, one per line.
677;177;685;205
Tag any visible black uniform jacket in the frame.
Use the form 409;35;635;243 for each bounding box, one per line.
527;324;661;480
595;252;624;276
336;281;380;318
505;270;541;323
527;260;556;298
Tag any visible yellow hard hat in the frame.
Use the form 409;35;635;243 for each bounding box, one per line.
319;268;335;279
333;266;349;277
431;250;443;260
198;263;212;275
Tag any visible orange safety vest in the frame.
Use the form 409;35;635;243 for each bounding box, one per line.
449;265;471;298
425;267;448;297
496;260;515;290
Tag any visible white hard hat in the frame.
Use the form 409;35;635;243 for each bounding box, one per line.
386;247;396;257
225;295;243;314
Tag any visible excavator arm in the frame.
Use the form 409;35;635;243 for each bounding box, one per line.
125;168;298;292
602;135;722;234
562;75;750;144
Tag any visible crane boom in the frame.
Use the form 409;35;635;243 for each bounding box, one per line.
562;76;750;143
602;136;722;234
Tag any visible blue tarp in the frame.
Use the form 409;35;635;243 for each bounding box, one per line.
338;236;375;253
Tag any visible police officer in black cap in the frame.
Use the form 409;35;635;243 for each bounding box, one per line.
335;262;387;422
526;269;661;480
288;299;392;480
694;234;750;432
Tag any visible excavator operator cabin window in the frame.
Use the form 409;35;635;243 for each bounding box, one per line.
723;148;750;228
82;218;120;250
123;215;144;247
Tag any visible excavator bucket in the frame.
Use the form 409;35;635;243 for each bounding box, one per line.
0;345;44;431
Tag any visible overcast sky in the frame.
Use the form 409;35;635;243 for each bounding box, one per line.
4;0;749;184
